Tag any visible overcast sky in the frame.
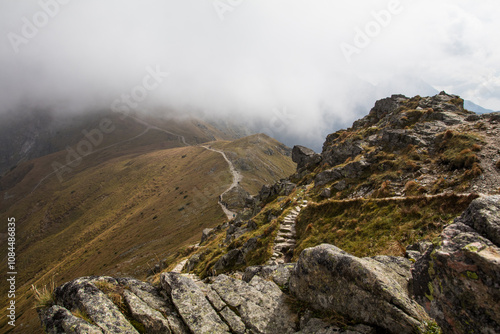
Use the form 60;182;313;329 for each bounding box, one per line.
1;0;499;150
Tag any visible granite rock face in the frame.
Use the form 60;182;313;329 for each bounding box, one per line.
258;179;297;202
53;277;139;334
292;145;322;171
161;273;231;334
39;263;385;334
412;195;500;334
289;244;430;334
38;305;103;334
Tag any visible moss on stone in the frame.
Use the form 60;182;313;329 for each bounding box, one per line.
466;271;479;280
428;260;436;276
425;282;435;301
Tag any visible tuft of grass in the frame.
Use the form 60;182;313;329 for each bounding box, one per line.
372;180;392;198
94;280;126;313
71;309;94;324
404;181;426;196
471;144;482;152
463;162;483;180
436;131;484;170
422;320;442;334
31;279;55;310
449;97;464;107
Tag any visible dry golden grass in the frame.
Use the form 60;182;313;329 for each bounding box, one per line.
0;133;294;332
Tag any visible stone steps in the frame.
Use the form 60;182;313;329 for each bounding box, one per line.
279;226;295;233
277;231;295;239
267;200;307;265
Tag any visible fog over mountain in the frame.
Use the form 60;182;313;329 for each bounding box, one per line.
1;0;499;151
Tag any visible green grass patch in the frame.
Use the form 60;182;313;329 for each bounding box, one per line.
294;194;478;259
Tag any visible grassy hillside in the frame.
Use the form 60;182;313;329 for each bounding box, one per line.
208;133;295;195
0;146;230;332
0;127;294;333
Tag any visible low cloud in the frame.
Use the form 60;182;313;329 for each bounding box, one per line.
1;0;499;150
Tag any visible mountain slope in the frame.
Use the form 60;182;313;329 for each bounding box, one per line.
0;115;294;333
32;93;500;334
181;91;500;277
0;108;247;176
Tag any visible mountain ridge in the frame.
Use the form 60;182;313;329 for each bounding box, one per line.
4;92;500;333
0;115;295;333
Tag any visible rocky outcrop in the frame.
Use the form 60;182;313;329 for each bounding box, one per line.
38;305;104;334
39;251;396;334
321;140;364;167
243;263;295;288
352;94;407;129
211;274;297;333
258;179;296;203
313;92;500;197
315;159;369;187
292;145;322;171
412;195;500;334
43;276;189;334
161;273;231;333
200;228;214;245
53;277;139;334
290;244;430;334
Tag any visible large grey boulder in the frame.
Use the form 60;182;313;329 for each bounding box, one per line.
53;277;139;334
38;305;103;334
457;195;500;247
117;278;189;334
123;290;171;334
321;141;364;167
292;145;322;171
213;248;245;273
258;179;296;202
315;160;369;187
161;272;231;334
289;244;430;334
412;195;500;334
211;274;297;334
200;228;214;245
243;263;296;288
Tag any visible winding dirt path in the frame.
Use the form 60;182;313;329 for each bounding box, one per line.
30;115;242;222
201;145;242;220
